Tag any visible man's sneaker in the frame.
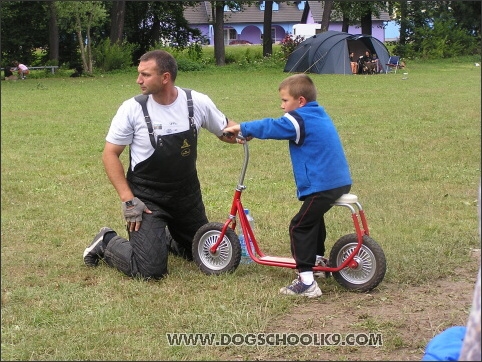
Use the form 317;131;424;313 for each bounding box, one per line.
83;227;113;266
279;277;322;298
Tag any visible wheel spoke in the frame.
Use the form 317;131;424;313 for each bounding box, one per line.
337;243;376;285
198;231;233;271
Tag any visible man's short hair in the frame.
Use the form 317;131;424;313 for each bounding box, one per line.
139;50;178;81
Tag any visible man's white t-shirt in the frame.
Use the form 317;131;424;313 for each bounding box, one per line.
106;86;228;170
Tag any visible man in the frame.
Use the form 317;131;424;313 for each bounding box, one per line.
83;50;238;279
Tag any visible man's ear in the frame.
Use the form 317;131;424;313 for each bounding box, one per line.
161;71;171;84
299;96;308;106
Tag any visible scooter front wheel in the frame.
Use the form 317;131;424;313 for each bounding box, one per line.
329;233;386;292
192;222;241;275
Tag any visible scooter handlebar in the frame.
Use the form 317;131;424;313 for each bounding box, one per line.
223;132;246;141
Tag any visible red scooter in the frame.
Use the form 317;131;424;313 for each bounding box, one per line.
192;135;386;292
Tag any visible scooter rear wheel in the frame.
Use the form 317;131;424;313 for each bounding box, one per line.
330;233;386;292
192;222;241;275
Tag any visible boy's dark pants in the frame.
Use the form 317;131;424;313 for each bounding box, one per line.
289;185;351;273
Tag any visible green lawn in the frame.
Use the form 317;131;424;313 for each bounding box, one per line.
1;57;480;360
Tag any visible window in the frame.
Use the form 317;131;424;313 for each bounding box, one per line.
259;2;279;11
224;3;241;12
224;28;237;45
260;28;277;43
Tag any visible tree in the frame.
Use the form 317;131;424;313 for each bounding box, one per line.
0;1;48;66
262;1;273;57
333;1;386;36
56;1;107;73
109;0;125;45
391;0;481;58
359;1;386;35
121;1;202;63
213;1;226;66
320;0;333;32
335;1;353;33
48;1;59;63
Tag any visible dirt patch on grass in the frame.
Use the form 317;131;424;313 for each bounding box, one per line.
225;252;480;361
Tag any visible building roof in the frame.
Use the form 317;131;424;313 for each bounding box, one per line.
183;1;390;25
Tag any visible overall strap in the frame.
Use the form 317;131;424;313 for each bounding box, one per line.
181;88;197;138
134;94;156;149
134;89;195;149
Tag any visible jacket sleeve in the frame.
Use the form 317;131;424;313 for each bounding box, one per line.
240;115;298;141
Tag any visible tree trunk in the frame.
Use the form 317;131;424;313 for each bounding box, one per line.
151;13;161;45
74;13;88;73
399;0;408;45
86;12;93;73
214;2;225;66
262;0;273;57
110;0;125;44
48;1;59;63
342;13;349;33
360;10;372;35
320;0;333;32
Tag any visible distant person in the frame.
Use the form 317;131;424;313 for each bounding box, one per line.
3;65;18;80
361;50;371;63
223;74;352;298
360;51;376;74
13;61;29;79
371;53;380;73
349;52;358;74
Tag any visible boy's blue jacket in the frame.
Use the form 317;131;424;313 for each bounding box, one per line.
240;101;352;200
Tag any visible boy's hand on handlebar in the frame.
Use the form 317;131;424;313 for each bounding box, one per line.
223;125;252;143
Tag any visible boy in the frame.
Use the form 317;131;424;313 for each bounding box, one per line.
224;74;352;298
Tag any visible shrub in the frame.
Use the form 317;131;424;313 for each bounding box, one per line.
280;34;305;59
93;39;136;71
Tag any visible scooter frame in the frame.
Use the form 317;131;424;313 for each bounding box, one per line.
193;136;386;292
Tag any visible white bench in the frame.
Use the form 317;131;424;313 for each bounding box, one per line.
1;66;59;75
27;66;59;74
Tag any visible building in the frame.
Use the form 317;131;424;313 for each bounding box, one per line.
183;1;392;45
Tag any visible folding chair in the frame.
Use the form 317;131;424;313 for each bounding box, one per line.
386;56;402;74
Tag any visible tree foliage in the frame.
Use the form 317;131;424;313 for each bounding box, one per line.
392;0;481;58
55;1;107;73
1;0;480;70
0;1;48;66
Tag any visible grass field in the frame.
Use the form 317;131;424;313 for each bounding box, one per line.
1;56;481;360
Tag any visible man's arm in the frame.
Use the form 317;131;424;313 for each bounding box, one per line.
218;119;239;144
102;141;134;202
102;141;152;232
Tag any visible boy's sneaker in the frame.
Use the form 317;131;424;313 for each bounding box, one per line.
83;227;113;266
314;256;331;279
295;256;331;279
279;277;322;298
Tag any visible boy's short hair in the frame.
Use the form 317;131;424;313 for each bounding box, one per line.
279;74;317;102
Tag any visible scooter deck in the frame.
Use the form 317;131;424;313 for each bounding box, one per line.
258;255;295;264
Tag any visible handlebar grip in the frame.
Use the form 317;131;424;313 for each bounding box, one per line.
223;132;245;140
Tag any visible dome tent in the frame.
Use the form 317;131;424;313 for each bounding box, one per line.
284;30;390;75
